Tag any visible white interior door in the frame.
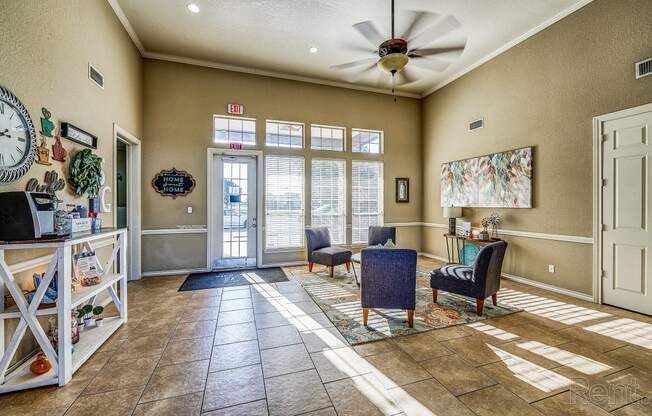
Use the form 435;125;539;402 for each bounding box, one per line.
212;156;257;269
602;108;652;315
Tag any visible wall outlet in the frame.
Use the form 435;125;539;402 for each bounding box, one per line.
187;206;193;214
548;264;555;273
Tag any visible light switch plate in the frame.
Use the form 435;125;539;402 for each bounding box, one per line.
187;206;193;214
548;264;555;273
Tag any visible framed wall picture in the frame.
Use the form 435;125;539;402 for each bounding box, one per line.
395;177;409;203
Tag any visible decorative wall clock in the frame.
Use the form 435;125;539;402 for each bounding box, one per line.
0;86;37;184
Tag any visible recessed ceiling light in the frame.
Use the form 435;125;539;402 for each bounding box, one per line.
309;47;318;54
187;3;200;13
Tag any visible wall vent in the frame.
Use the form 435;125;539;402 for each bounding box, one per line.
636;57;652;79
88;63;104;89
468;118;484;131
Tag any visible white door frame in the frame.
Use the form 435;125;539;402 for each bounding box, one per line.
113;123;142;281
592;102;652;304
207;148;264;269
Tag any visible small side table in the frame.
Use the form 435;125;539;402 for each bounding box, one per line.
443;233;502;265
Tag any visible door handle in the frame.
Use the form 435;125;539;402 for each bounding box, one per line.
251;217;257;228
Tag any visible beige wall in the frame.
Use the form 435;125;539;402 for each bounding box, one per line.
142;59;422;272
421;0;652;295
0;0;142;365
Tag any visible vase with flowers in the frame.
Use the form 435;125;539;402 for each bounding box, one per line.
488;212;501;239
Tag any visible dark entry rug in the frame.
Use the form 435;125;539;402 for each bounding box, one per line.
178;267;289;291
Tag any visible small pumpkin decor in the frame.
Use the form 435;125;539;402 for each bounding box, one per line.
30;352;52;375
68;149;104;211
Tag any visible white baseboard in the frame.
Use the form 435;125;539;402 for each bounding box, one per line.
261;261;308;268
417;252;595;303
141;267;209;277
501;273;594;302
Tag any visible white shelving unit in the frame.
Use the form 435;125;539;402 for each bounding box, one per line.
0;228;128;393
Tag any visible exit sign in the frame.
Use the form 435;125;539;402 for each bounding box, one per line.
229;143;243;150
227;103;244;115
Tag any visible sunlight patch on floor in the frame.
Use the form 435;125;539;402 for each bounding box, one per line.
583;318;652;350
489;344;574;392
248;274;436;415
498;288;611;324
516;341;612;375
467;322;520;341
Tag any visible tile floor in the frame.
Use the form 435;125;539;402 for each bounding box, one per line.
2;257;652;415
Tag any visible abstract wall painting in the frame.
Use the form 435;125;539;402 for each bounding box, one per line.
441;147;532;208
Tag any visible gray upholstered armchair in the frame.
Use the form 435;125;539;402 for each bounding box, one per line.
368;226;396;246
360;248;417;328
305;227;352;278
430;241;508;316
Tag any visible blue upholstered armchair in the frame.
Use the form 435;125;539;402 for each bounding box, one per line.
360;248;417;328
430;241;508;316
305;227;352;278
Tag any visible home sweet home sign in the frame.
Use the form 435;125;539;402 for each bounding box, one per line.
151;168;196;199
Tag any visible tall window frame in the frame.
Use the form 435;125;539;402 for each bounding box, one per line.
311;158;346;245
351;160;384;244
213;115;257;146
264;155;305;251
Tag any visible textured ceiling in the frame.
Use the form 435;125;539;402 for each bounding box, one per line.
115;0;588;96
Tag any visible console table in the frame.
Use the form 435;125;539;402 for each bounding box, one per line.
444;233;501;264
0;228;128;393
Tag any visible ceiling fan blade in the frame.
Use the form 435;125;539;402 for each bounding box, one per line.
409;15;461;47
342;62;378;83
343;45;379;55
400;11;437;41
408;56;451;72
330;57;378;71
398;67;418;85
408;45;466;58
353;21;385;47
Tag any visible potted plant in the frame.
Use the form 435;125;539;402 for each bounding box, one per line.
80;304;94;327
480;217;490;240
76;307;86;331
68;149;104;212
488;212;501;239
93;306;104;327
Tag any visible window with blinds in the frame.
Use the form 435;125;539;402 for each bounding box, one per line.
311;159;346;244
311;124;345;151
352;160;384;244
266;120;304;148
214;115;256;145
352;128;383;154
265;155;305;250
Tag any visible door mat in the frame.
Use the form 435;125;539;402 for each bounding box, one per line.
178;267;289;291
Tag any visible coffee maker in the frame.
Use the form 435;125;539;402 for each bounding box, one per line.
0;192;58;241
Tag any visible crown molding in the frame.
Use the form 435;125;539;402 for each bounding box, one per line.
107;0;145;55
422;0;594;97
142;52;421;99
108;0;593;99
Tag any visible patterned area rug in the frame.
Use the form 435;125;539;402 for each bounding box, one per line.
284;266;521;345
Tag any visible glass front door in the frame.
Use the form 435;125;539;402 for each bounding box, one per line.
213;156;257;269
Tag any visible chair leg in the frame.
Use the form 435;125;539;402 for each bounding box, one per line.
345;262;350;273
329;266;334;278
492;293;497;306
308;262;314;272
407;309;414;328
363;308;369;326
476;299;485;316
432;288;438;303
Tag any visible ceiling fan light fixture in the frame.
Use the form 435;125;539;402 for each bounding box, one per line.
378;53;408;74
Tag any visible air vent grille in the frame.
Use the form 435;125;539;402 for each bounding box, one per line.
636;58;652;79
469;118;484;131
88;64;104;89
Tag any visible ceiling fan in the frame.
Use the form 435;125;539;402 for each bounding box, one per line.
331;0;466;95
